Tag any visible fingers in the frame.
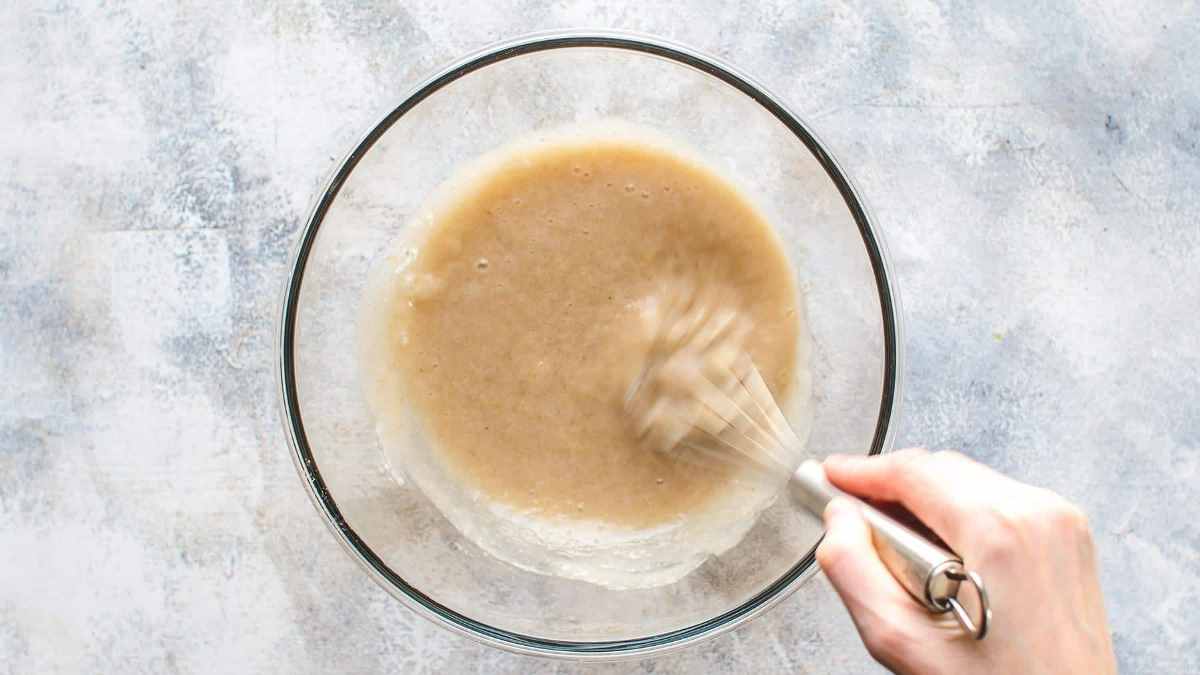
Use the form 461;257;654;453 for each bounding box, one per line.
817;497;928;673
823;448;929;501
823;449;1011;550
817;497;912;619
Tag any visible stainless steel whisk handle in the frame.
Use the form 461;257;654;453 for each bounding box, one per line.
793;460;992;640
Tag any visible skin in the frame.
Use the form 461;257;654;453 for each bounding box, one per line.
816;449;1117;675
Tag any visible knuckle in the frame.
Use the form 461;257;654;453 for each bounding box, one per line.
972;507;1029;560
994;505;1035;536
971;494;1093;564
1046;495;1091;536
933;449;969;464
894;446;930;460
862;622;911;663
928;449;978;476
922;450;959;476
816;537;850;572
894;452;929;484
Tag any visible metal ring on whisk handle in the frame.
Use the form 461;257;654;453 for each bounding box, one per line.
793;460;995;641
934;568;991;640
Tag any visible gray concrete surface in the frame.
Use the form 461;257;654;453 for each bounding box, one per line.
2;1;1197;673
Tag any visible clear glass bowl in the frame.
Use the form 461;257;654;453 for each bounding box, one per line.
278;31;901;659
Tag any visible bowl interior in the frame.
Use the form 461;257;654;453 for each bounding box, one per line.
283;36;897;655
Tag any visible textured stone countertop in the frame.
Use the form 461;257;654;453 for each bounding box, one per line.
3;2;1197;673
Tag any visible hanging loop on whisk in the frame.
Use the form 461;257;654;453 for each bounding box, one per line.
793;460;996;641
935;568;991;640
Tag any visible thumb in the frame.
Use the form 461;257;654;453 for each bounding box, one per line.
818;497;911;616
818;497;926;668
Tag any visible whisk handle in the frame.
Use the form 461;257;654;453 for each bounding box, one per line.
794;459;985;636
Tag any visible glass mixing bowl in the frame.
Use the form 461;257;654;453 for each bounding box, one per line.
279;31;901;659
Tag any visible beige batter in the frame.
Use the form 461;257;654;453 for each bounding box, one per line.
367;135;800;531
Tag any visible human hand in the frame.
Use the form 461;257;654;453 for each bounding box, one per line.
816;449;1116;675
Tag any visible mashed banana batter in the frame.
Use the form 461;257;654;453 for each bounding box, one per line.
360;129;807;585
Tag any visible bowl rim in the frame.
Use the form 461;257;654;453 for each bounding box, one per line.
277;29;903;660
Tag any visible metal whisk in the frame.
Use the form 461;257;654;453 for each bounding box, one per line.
625;322;992;639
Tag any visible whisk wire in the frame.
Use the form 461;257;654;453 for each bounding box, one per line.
733;356;803;450
680;358;799;473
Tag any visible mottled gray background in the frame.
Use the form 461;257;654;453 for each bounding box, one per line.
2;1;1197;673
